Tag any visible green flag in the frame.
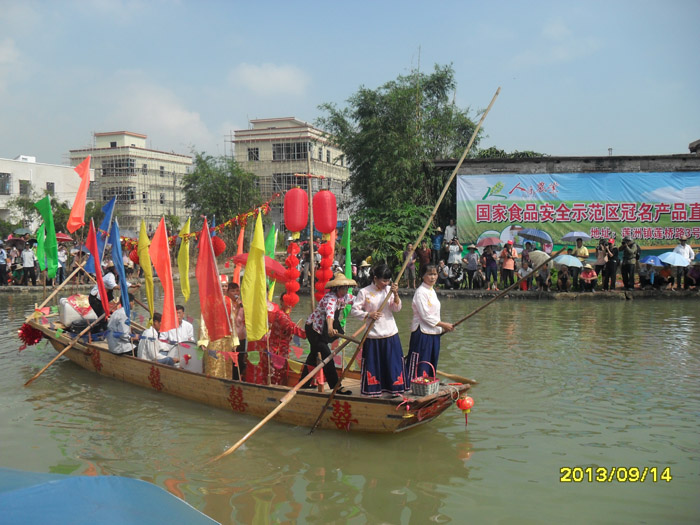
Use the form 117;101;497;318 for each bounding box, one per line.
34;196;58;278
36;224;46;271
340;219;353;328
265;223;277;301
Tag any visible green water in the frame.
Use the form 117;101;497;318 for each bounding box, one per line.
1;289;698;524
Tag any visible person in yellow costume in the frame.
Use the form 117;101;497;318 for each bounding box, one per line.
197;275;239;379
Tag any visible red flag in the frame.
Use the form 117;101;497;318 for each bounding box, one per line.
67;156;91;233
86;220;110;318
195;218;231;341
149;218;178;333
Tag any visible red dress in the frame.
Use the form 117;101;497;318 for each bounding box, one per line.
245;303;306;385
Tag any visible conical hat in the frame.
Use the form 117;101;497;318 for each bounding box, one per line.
325;272;357;288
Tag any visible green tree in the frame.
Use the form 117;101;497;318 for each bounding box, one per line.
318;64;479;228
181;152;261;251
476;147;547;159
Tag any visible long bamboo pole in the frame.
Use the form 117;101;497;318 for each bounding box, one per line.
23;262;87;324
24;314;105;387
309;87;502;433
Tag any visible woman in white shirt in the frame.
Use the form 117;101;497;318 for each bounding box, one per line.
350;264;405;397
405;264;454;390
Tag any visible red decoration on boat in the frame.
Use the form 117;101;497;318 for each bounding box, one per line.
312;190;337;236
183;354;191;365
284;188;308;234
18;323;43;346
129;249;139;265
330;400;358;431
90;348;103;372
227;385;248;413
456;396;474;426
211;236;226;257
148;365;164;391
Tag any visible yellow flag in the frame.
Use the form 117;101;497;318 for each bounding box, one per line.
138;220;155;322
241;212;268;342
177;217;191;302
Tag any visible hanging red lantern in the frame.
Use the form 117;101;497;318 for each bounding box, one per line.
129;249;139;265
284;188;308;237
212;236;226;257
313;190;337;240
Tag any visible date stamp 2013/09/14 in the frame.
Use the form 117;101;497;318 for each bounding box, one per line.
560;466;672;483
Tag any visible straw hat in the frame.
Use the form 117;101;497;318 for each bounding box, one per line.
435;226;442;232
583;263;593;269
325;272;357;288
467;243;477;249
359;260;370;267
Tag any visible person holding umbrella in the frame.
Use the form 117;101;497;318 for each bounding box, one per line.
602;238;618;291
570;238;589;291
672;236;695;289
481;245;499;291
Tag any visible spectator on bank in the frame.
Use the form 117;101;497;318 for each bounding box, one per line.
472;266;486;290
481;245;499;291
580;263;598;292
655;266;674;290
536;266;552;291
403;243;417;289
620;237;640;290
521;242;534;266
357;260;372;288
685;262;700;289
462;244;480;289
571;238;589;291
638;263;654;289
447;237;462;265
499;240;518;288
449;263;463;289
21;245;37;286
602;238;618;291
594;239;608;284
557;265;571;291
437;260;451;289
444;219;456;244
415;240;432;273
430;227;444;264
673;236;695;289
517;259;533;290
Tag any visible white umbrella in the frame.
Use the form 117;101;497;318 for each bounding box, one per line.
561;231;592;242
528;250;554;269
658;252;690;267
553;254;583;268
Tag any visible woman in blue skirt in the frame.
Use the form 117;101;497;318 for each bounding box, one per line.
405;264;454;390
351;264;405;397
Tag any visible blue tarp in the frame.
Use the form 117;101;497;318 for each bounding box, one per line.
0;468;217;524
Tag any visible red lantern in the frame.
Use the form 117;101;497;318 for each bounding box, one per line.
456;396;474;426
212;236;226;257
129;249;139;265
283;293;300;308
312;190;337;236
284;188;309;234
285;280;300;294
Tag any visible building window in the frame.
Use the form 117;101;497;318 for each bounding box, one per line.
272;173;308;193
160;193;165;204
142;192;148;202
110;141;117;148
318;147;322;161
160;166;165;177
102;158;135;177
102;186;135;203
272;142;308;161
339;156;344;167
142;164;148;174
247;148;260;161
326;150;331;163
19;180;30;195
0;173;10;195
46;182;55;195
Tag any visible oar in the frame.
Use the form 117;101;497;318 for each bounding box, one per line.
24;314;105;387
309;87;503;434
23;262;87;324
208;334;357;462
435;369;477;385
451;247;565;328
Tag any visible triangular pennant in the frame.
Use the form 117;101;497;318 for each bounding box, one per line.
247;351;260;366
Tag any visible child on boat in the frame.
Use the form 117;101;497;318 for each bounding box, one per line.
405;264;454;391
351;264;406;397
302;273;356;394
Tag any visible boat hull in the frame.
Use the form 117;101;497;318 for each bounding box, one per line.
30;320;469;434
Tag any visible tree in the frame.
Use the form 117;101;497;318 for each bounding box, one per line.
476;147;548;159
181;152;261;250
318;64;480;229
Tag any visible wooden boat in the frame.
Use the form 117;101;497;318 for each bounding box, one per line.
27;318;470;434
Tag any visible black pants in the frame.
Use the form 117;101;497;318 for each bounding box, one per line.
0;263;6;286
303;324;339;389
233;339;247;380
621;263;635;289
570;266;581;290
602;263;616;290
88;293;110;333
22;266;36;286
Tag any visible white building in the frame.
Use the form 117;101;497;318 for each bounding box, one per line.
69;131;193;233
233;117;351;233
0;155;84;228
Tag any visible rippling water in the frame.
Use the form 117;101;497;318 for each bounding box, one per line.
1;290;699;523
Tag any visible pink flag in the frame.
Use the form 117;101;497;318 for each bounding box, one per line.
67;156;91;233
149;218;178;332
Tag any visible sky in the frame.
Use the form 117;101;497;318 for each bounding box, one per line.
1;0;698;166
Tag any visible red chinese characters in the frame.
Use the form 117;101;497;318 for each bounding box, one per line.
227;385;248;413
148;366;164;392
330;400;359;431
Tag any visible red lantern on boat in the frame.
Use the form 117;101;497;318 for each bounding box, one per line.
313;190;337;241
283;188;309;311
129;249;139;265
456;396;474;426
212;236;226;257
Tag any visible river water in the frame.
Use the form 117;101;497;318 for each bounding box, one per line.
1;288;698;524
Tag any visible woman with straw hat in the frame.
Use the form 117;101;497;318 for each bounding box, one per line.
301;272;356;394
350;264;405;397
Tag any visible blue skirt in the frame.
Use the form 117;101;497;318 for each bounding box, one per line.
405;329;441;389
360;334;405;396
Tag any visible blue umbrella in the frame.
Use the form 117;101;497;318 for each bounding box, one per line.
640;255;663;266
553;254;583;268
517;228;552;244
658;252;690;267
561;231;592;242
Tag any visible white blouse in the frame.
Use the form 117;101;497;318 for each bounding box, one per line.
410;282;443;335
350;284;401;339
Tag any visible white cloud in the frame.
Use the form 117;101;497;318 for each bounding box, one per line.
642;185;700;203
228;63;310;96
